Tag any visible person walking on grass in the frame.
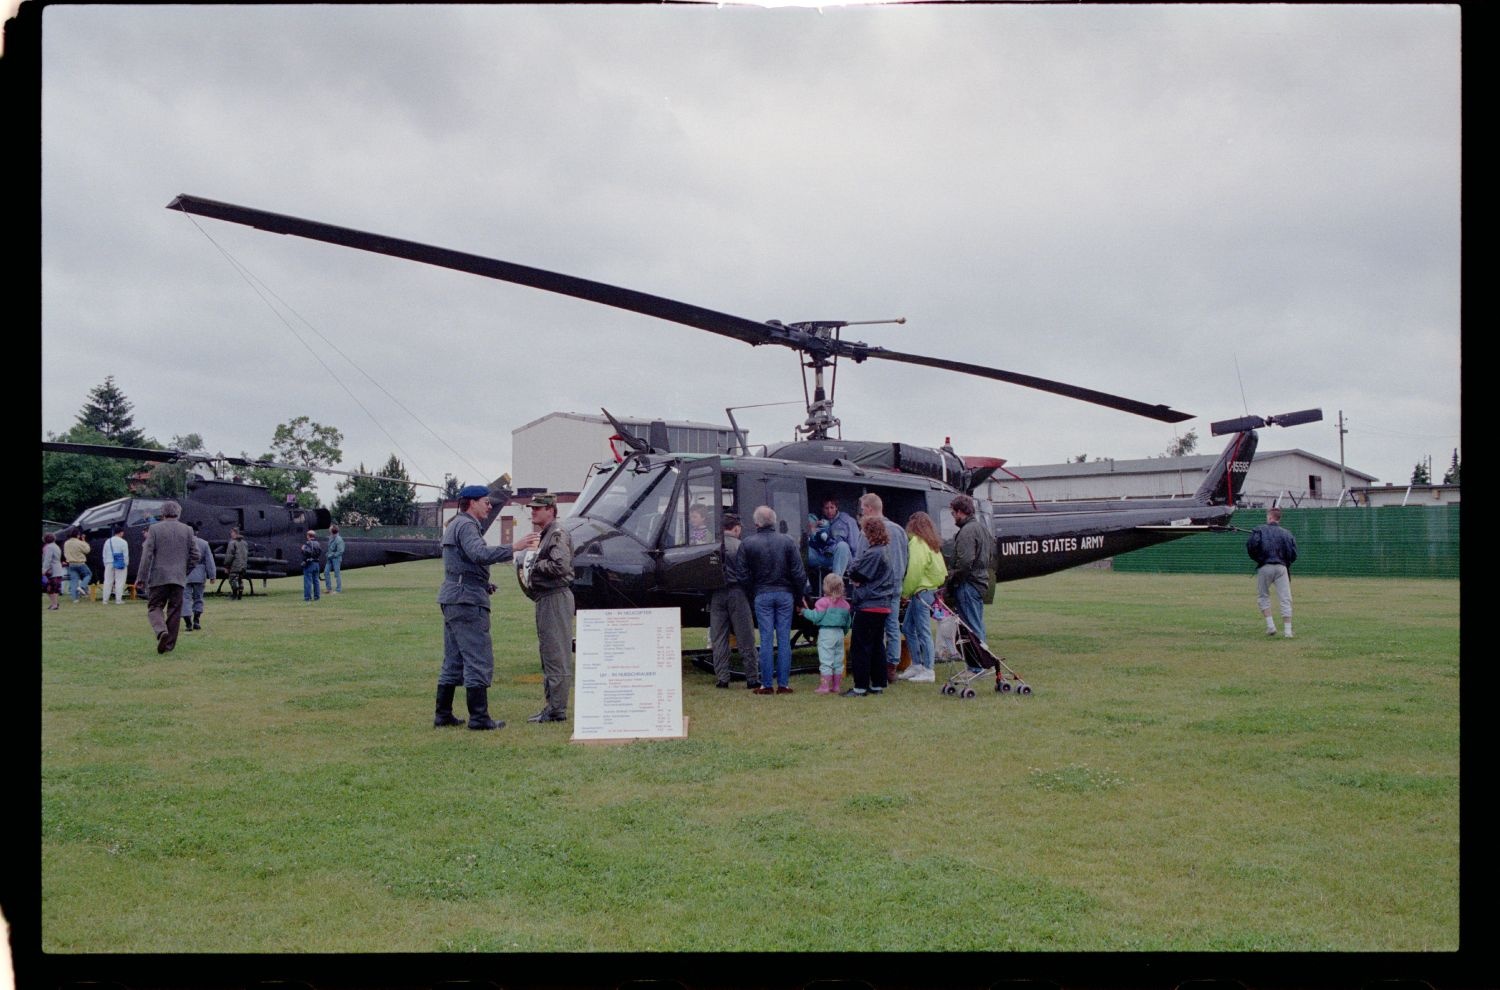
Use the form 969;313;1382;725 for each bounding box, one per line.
1247;506;1298;638
42;533;64;611
63;528;92;602
134;501;200;654
224;528;249;600
181;523;216;632
102;523;130;604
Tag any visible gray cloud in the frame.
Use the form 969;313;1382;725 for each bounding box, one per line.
41;4;1460;499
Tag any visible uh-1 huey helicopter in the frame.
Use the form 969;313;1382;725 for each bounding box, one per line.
41;441;457;594
164;194;1320;645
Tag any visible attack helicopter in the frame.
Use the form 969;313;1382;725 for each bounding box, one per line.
164;194;1319;629
41;441;457;592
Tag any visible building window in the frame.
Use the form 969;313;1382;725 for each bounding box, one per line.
1309;475;1322;498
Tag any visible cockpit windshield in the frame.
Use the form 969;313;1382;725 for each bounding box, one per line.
574;459;681;545
73;498;130;531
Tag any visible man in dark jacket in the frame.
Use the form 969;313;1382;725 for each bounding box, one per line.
135;500;201;654
708;512;759;690
435;485;538;729
301;530;323;603
740;505;808;694
1247;507;1298;638
946;494;993;646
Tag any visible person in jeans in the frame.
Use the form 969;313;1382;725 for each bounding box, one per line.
897;510;947;683
323;524;345;593
63;528;92;602
301;530;323;602
946;494;993;649
739;505;808;694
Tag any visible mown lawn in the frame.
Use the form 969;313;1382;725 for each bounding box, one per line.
39;563;1459;953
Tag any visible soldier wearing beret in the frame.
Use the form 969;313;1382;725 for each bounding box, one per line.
434;485;539;730
522;493;575;723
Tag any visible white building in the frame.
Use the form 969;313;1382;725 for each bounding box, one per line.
511;411;743;495
978;448;1377;509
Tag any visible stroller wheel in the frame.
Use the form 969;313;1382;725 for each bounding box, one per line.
961;688;976;699
1017;682;1032;695
941;683;956;695
997;680;1011;693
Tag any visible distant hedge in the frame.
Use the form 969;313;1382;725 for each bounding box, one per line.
1111;505;1459;579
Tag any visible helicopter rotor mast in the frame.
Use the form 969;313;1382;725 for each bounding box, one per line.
788;317;906;441
166;194;1194;428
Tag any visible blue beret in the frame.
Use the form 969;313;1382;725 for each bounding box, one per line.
458;485;492;500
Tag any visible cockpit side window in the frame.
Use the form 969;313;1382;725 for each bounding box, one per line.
127;499;170;527
668;466;718;548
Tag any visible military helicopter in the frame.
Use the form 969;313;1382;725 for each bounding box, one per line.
41;440;457;593
164;195;1319;629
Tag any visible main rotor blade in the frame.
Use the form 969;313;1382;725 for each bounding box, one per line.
42;442;191;463
167;195;779;348
868;349;1193;423
168;194;1193;423
42;441;440;489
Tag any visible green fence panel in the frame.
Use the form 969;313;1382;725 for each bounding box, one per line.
1111;505;1459;579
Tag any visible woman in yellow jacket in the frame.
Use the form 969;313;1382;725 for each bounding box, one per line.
898;511;947;682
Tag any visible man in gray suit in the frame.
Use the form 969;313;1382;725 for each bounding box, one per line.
135;500;201;654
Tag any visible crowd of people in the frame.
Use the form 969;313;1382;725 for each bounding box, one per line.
717;492;995;698
44;489;1300;725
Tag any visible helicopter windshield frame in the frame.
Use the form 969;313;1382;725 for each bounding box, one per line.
73;498;130;531
574;458;682;547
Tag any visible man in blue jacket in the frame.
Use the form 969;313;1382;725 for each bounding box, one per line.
435;485;539;730
1247;507;1298;638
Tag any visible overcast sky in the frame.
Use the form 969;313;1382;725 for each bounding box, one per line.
38;3;1461;504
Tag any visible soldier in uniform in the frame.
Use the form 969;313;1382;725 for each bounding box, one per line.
524;493;575;723
224;528;250;600
435;485;539;730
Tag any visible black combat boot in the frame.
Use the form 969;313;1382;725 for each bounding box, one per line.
433;684;464;727
465;686;504;730
192;615;202;631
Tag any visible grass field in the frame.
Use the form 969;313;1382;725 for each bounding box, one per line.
39;563;1459;954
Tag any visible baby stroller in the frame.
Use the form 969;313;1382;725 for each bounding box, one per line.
940;611;1031;698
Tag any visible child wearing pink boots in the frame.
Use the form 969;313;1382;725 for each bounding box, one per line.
802;573;852;694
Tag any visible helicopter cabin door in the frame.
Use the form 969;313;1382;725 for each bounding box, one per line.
655;459;726;600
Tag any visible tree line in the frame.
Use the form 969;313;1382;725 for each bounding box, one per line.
42;377;453;527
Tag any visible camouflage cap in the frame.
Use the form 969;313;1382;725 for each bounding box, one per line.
527;493;557;508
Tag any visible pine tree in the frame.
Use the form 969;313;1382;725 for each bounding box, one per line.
1410;460;1431;485
75;376;148;447
1442;448;1460;485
